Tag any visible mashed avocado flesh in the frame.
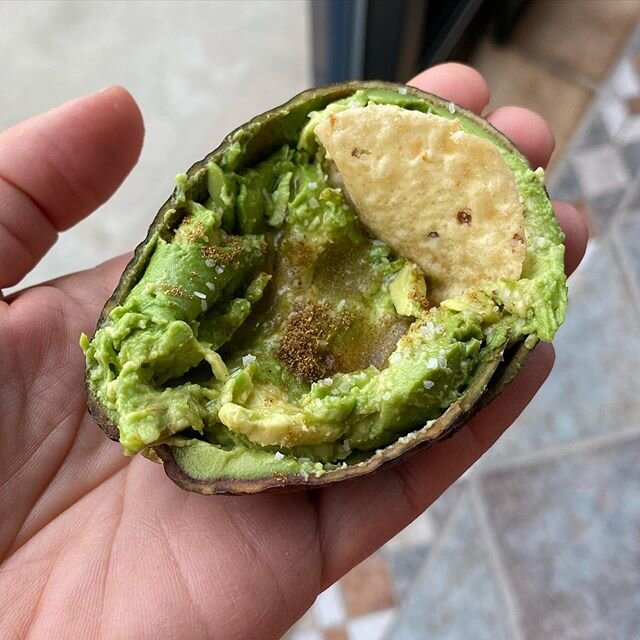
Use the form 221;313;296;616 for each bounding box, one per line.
83;89;566;480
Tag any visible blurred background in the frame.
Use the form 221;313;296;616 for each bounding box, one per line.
2;1;639;638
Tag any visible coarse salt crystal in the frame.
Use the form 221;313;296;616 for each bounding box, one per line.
205;259;215;268
537;237;547;248
421;321;436;337
215;266;224;274
298;457;311;463
427;357;439;368
200;299;207;312
438;355;448;369
308;181;317;190
206;282;215;290
448;102;456;114
242;354;256;366
274;451;285;461
336;299;346;312
398;86;408;95
309;197;319;209
194;291;206;299
423;379;435;389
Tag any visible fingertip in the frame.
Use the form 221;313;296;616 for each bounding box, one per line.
506;341;556;411
83;85;145;172
486;106;555;169
44;86;146;230
98;85;145;133
533;340;556;375
552;201;589;277
408;62;490;114
0;85;147;287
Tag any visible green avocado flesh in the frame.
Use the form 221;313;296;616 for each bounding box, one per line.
83;88;566;482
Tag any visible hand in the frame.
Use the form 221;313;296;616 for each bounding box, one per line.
0;64;588;640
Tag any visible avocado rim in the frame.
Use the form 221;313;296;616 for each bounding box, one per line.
85;80;544;494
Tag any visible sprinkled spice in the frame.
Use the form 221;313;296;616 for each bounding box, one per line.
202;236;244;266
278;303;339;382
182;221;208;243
159;284;188;298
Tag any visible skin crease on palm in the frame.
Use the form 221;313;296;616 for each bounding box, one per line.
0;64;587;640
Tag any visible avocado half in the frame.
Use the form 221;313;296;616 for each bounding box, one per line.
83;81;566;494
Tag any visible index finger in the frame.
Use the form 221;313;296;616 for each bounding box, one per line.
0;87;144;289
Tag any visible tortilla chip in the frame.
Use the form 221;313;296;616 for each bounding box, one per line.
315;104;525;302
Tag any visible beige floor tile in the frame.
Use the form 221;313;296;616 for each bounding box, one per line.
340;555;395;618
471;39;593;174
511;0;640;83
323;629;348;640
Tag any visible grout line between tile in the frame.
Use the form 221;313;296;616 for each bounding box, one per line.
381;493;469;640
480;424;640;477
470;480;524;640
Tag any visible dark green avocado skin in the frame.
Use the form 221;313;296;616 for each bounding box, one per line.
86;81;539;495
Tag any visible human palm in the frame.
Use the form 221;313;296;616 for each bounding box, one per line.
0;65;587;639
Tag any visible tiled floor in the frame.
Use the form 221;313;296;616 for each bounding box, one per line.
509;0;640;84
288;6;640;640
472;0;640;174
472;37;594;173
481;439;640;640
